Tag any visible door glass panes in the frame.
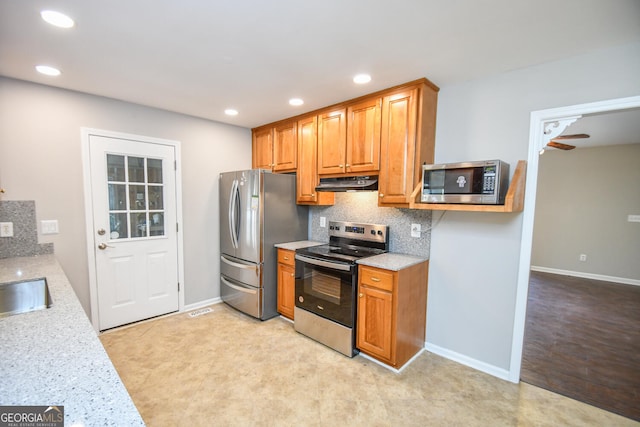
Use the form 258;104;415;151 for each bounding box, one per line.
109;213;128;239
106;154;165;240
107;155;125;181
128;157;145;183
148;159;163;184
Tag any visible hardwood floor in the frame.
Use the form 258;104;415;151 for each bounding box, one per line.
521;270;640;421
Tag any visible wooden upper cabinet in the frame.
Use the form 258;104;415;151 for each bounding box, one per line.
273;121;297;172
252;126;273;170
379;82;437;206
346;97;381;174
317;109;347;175
296;116;334;205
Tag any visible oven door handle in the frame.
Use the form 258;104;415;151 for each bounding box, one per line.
295;254;353;272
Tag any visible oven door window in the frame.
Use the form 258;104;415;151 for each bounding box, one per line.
295;262;354;327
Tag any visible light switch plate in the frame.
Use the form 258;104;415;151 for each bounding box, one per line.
0;222;14;237
628;214;640;223
41;219;59;235
320;217;326;228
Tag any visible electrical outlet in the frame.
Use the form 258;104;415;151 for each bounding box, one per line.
628;214;640;223
320;217;326;228
411;223;421;238
579;254;587;262
0;222;14;237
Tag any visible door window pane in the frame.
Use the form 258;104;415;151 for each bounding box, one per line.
148;186;164;209
131;212;148;238
109;213;128;239
148;158;163;183
128;157;145;183
108;184;126;210
129;185;147;210
150;212;164;236
107;154;125;181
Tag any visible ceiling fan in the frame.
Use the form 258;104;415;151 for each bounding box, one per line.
546;133;590;150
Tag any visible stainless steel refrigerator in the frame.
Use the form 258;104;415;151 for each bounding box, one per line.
219;169;308;320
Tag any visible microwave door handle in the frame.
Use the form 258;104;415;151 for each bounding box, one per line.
294;254;352;272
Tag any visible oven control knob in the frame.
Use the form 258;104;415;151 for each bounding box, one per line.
298;296;304;303
377;230;383;235
370;230;375;235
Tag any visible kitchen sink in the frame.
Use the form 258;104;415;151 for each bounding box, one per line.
0;278;52;318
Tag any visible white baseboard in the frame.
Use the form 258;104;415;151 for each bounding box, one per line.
424;342;513;383
530;266;640;287
183;297;222;313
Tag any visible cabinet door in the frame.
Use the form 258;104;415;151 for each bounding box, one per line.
277;261;295;320
252;127;273;170
357;285;393;362
346;97;381;174
317;109;347;175
273;121;297;172
378;88;418;205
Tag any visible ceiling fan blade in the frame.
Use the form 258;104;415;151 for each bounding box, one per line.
552;133;590;140
547;141;576;150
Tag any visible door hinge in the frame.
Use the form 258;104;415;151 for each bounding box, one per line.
176;223;179;232
178;282;180;292
174;160;177;170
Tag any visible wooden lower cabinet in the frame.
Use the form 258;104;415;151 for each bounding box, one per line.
277;249;296;320
356;261;428;368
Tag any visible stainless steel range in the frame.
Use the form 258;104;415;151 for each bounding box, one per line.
294;221;389;357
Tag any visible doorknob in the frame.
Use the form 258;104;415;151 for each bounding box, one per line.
97;228;106;235
98;243;113;250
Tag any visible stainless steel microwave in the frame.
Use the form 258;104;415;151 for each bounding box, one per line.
420;160;510;204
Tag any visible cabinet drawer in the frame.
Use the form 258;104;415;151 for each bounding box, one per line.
359;266;394;292
277;249;295;266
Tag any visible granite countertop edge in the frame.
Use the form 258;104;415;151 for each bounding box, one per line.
0;254;144;426
356;252;428;271
274;240;324;251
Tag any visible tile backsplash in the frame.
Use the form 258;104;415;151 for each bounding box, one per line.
0;201;53;259
309;192;433;258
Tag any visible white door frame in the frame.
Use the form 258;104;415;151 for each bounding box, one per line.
509;95;640;382
81;127;185;331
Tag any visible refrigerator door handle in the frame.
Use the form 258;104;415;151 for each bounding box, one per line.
228;179;239;249
221;255;259;275
221;276;258;295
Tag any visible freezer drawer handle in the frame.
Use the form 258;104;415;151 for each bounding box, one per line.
221;255;259;274
221;276;257;295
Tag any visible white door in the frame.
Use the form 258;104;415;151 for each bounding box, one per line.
88;133;179;330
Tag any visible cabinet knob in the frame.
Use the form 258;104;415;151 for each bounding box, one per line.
359;293;364;298
339;164;344;168
345;164;350;168
371;277;381;282
379;193;384;198
290;273;294;277
283;256;289;260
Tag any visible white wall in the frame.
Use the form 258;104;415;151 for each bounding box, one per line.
532;144;640;280
427;41;640;375
0;77;251;314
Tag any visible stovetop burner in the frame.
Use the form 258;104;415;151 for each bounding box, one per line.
297;221;389;264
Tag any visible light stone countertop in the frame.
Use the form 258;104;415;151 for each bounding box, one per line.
357;252;428;271
274;240;324;251
0;254;144;426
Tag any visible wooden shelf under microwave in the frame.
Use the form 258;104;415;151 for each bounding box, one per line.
408;160;527;213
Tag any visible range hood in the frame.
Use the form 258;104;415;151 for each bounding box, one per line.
315;176;378;192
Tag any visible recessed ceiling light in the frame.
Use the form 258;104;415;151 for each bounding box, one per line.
35;65;61;76
289;98;304;106
224;109;238;116
353;74;372;84
41;10;75;28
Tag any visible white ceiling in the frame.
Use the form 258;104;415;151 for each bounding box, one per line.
1;0;640;129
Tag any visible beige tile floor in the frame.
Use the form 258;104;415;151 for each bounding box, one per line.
99;303;638;427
